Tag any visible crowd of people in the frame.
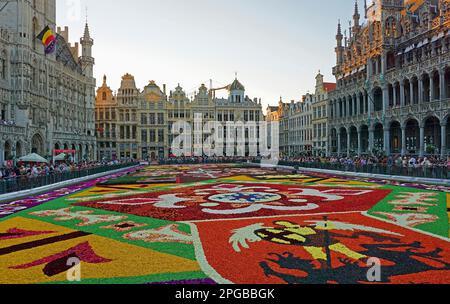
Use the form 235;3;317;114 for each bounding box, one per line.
281;155;450;169
2;154;448;182
0;120;15;126
0;160;128;181
158;156;258;165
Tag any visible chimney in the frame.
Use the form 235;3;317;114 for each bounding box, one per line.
163;84;166;95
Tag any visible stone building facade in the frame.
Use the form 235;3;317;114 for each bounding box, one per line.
329;0;450;158
266;72;335;157
0;0;96;164
312;73;336;156
96;76;264;160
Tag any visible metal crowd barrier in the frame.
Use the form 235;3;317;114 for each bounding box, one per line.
0;163;139;195
278;161;450;180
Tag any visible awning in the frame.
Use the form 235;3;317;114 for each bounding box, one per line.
19;153;49;163
432;32;445;42
404;45;416;53
54;153;66;161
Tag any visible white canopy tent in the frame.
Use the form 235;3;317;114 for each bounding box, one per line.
18;153;49;163
53;153;67;161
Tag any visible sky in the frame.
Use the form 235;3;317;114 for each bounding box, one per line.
57;0;365;110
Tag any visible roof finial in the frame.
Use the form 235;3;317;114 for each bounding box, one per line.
235;71;238;80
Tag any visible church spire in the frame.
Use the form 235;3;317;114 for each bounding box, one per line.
335;20;344;65
80;20;94;78
353;0;360;33
336;20;343;45
83;22;91;40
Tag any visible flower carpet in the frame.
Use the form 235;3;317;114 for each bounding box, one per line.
0;164;448;284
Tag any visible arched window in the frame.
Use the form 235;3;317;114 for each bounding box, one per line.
385;17;397;37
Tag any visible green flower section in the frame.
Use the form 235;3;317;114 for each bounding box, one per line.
46;271;208;285
368;185;448;238
5;194;197;261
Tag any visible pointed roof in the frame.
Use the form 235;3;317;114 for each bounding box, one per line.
337;20;343;37
354;0;359;17
83;23;90;39
229;78;245;91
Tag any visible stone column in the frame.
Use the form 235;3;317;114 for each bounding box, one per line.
384;127;391;156
368;127;374;154
346;97;350;117
419;126;425;157
337;132;342;156
440;68;446;100
418;77;424;104
400;81;405;106
369;91;374;114
410;80;415;104
0;140;4;165
401;127;407;156
347;131;351;156
441;123;447;158
356;94;361;116
382;85;389;111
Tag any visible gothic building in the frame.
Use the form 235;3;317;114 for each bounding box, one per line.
0;0;96;164
329;0;450;158
96;75;264;160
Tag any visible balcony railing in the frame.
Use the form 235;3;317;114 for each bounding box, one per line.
0;125;25;135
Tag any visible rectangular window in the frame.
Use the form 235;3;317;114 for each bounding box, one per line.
141;129;147;142
120;126;125;139
1;104;6;120
0;58;5;79
149;113;156;125
158;129;164;143
150;130;156;143
141;113;147;125
158;113;164;125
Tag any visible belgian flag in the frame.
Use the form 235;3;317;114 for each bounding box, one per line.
37;25;56;54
